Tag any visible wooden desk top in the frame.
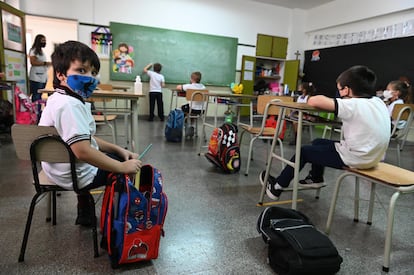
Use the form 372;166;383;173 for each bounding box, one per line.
207;92;258;99
92;89;145;99
38;89;145;99
112;85;130;91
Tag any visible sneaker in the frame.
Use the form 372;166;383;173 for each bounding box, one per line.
266;183;283;200
259;170;277;186
259;170;283;200
299;175;325;188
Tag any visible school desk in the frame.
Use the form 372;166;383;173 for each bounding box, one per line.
38;89;145;152
258;101;341;209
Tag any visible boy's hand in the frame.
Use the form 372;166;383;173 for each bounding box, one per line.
122;159;142;174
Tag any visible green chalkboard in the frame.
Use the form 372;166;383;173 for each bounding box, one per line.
109;22;238;86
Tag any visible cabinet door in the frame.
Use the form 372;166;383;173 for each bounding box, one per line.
271;37;288;59
240;55;256;95
256;34;272;57
283;60;300;91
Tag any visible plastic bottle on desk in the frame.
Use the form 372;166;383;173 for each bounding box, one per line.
134;76;142;95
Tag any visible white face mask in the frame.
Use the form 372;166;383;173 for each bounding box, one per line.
383;90;392;101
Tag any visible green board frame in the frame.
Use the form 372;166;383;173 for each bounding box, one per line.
109;22;238;86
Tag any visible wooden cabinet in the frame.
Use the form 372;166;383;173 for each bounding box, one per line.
256;34;288;59
240;55;299;95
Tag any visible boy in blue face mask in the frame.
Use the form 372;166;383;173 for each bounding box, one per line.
39;41;142;226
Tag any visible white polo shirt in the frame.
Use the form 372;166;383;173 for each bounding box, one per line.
39;89;98;190
335;96;390;169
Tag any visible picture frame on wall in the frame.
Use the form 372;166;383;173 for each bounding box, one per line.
2;9;23;52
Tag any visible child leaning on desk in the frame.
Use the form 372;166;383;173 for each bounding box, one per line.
39;40;142;226
260;65;391;200
176;71;206;137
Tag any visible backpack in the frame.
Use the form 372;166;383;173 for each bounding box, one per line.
14;86;38;125
205;123;240;173
265;115;287;140
165;108;184;142
257;206;343;275
100;165;168;268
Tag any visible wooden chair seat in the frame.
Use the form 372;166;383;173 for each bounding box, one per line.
240;125;277;136
93;114;118;122
326;162;414;272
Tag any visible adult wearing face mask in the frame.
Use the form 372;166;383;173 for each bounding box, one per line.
29;34;51;122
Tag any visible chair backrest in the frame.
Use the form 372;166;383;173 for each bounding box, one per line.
98;83;113;91
257;95;294;115
390;104;414;138
12;124;62;161
186;89;209;102
391;103;414;121
12;124;80;191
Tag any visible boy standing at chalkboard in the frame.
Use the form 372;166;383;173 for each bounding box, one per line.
144;63;165;121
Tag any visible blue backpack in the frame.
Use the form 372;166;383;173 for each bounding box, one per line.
165;109;184;142
100;165;168;268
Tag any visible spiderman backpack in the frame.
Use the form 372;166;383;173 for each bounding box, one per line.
100;165;168;268
205;123;240;173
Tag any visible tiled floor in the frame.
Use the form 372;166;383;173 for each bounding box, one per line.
0;118;413;274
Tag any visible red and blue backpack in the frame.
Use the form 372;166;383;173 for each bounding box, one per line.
100;165;168;268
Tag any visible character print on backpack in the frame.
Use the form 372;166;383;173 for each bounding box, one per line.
100;165;168;268
205;123;241;173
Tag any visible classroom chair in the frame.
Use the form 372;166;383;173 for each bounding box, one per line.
239;95;292;176
11;124;99;262
88;84;118;143
388;104;414;166
185;89;209;138
325;162;414;272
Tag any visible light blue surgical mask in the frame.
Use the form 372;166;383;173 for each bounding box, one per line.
66;75;98;98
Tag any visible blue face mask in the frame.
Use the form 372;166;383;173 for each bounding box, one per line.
66;75;98;98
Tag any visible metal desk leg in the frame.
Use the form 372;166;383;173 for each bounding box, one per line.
291;110;303;210
130;100;139;152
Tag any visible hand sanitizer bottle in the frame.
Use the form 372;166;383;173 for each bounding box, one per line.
134;76;142;95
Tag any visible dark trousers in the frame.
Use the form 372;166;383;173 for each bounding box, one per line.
277;138;347;187
149;92;164;120
80;153;123;191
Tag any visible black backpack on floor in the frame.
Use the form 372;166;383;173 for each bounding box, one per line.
257;206;343;275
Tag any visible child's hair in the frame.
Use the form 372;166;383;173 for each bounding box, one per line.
118;43;129;53
51;40;100;86
191;72;202;83
336;65;377;97
153;63;162;73
301;82;315;96
388;80;410;102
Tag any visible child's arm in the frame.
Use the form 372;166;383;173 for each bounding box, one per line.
143;63;153;73
307;95;335;111
70;139;141;174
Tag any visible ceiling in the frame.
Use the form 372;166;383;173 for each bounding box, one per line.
251;0;335;10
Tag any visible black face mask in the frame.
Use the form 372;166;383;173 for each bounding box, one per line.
40;42;46;48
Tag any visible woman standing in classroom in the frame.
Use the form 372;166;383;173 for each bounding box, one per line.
28;34;51;121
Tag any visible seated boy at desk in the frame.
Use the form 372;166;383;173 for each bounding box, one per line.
176;71;206;137
260;65;390;200
39;41;142;226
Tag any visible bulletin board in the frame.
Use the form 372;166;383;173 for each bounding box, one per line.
303;36;414;97
109;22;238;86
